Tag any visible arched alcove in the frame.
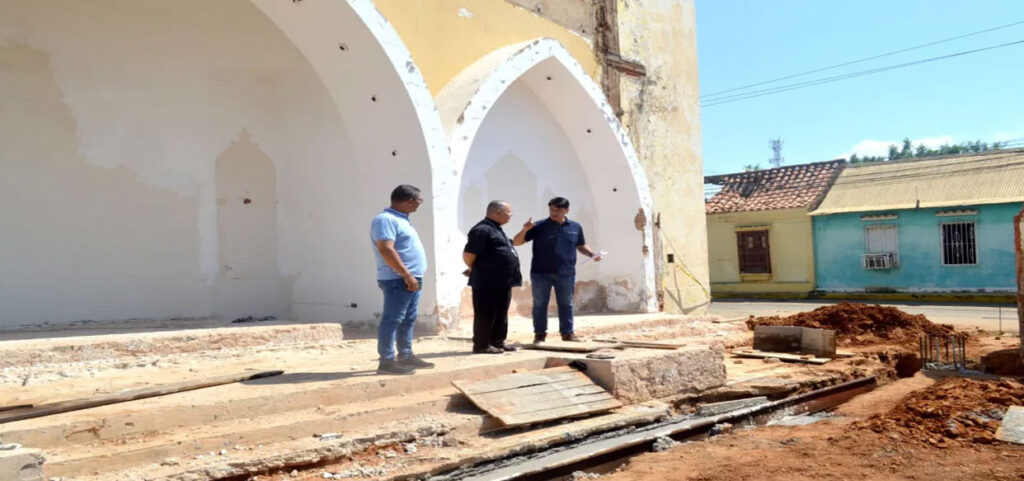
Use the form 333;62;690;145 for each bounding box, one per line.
0;0;451;328
435;38;657;321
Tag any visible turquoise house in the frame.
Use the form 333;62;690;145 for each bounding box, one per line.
811;149;1024;295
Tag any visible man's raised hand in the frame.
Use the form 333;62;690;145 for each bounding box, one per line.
522;217;535;231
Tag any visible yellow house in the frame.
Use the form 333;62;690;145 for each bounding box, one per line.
705;160;845;297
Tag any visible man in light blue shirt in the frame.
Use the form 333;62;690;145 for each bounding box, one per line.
370;184;435;375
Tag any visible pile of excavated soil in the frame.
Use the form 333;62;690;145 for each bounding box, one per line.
746;302;956;346
857;377;1024;446
980;348;1024;375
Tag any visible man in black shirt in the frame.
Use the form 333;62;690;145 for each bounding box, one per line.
463;201;523;354
513;197;602;343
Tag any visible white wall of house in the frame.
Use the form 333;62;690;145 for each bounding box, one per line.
0;0;447;328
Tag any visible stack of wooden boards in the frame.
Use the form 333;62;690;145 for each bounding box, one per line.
452;366;621;427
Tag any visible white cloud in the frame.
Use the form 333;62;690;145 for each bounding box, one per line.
839;135;955;159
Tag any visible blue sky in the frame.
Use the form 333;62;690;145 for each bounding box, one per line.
696;0;1024;175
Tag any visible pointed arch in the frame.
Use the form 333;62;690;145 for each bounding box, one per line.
0;0;456;328
248;0;457;328
436;38;657;316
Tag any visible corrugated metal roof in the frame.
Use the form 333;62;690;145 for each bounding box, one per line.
811;148;1024;215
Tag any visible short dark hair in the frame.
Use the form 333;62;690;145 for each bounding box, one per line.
548;197;570;209
390;184;421;203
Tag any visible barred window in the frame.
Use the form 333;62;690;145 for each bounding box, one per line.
940;222;977;265
736;230;771;274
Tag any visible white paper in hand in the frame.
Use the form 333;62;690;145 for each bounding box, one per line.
581;250;609;265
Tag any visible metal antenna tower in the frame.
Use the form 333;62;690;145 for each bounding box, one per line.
769;138;784;167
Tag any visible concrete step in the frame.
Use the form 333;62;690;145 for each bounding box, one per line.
44;387;469;477
75;403;672;481
0;357;550;449
0;322;345;369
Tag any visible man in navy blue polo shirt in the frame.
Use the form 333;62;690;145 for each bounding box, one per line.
513;197;602;343
370;184;436;375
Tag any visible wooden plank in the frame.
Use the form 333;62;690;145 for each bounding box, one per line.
473;384;610;412
731;350;829;365
453;367;622;428
469;378;597;402
712;316;748;324
592;339;686;349
500;398;622;426
0;370;283;424
605;53;647;78
521;343;614;353
498;392;617;417
452;366;578;395
0;404;33;413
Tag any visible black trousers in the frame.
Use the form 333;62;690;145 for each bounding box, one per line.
471;287;512;349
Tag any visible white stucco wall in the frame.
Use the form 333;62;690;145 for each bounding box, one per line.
0;0;447;328
438;39;657;316
458;81;600;282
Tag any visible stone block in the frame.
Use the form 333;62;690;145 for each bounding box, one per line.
550;346;726;404
753;326;836;358
800;327;836;358
753;326;802;352
0;447;44;481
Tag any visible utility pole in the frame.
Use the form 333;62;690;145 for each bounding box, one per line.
769;138;784;168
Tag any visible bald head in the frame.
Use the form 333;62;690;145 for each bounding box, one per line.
486;200;512;225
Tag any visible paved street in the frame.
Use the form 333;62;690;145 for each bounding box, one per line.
709;299;1021;333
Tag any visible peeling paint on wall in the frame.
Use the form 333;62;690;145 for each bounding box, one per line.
616;0;709;313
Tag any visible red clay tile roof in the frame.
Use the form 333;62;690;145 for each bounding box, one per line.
705;159;845;214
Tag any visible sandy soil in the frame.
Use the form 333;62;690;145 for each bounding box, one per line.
604;372;1024;481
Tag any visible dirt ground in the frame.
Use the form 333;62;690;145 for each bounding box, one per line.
605;372;1024;481
747;301;958;346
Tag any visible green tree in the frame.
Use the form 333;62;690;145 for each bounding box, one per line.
853;137;1004;164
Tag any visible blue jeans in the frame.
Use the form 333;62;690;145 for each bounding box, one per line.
377;277;422;361
531;273;575;335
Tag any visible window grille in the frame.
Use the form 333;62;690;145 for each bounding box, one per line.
736;230;771;274
940;222;977;265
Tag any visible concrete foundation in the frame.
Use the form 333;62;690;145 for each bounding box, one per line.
0;447;44;481
550;346;727;404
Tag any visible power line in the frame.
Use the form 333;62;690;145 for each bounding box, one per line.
701;39;1024;108
701;19;1024;100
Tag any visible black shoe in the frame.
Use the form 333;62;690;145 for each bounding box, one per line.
561;333;582;342
496;344;518;352
377;359;415;375
397;355;435;369
473;346;504;354
533;333;546;344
